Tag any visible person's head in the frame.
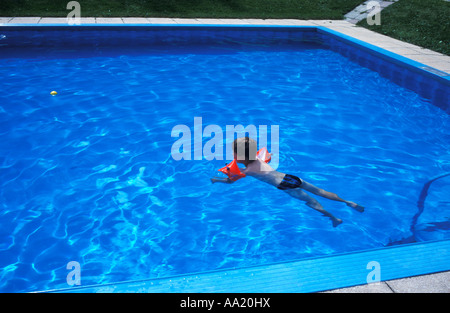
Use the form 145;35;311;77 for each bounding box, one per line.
233;136;257;164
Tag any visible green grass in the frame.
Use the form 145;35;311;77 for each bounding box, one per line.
358;0;450;55
0;0;363;19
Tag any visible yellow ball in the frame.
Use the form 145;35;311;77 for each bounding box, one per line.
50;91;57;96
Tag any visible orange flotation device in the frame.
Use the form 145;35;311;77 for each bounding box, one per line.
218;147;271;182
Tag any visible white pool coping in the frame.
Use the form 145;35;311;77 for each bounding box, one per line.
324;270;450;293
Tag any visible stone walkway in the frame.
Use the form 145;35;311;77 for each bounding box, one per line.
324;271;450;293
344;0;399;24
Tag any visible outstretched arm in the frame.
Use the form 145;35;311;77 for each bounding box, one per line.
211;177;233;184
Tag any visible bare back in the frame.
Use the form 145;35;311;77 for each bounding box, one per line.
243;158;286;187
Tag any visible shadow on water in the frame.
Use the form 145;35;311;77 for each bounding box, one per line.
387;172;450;246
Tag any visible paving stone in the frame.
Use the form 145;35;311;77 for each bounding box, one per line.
39;18;69;24
9;17;41;23
0;17;13;23
323;282;393;293
121;17;150;24
387;272;450;293
146;18;176;24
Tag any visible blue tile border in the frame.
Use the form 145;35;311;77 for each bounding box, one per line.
318;27;449;80
316;27;450;113
45;239;450;293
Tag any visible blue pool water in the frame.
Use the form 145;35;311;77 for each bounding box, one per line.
0;26;449;292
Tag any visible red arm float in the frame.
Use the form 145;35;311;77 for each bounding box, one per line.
218;159;246;182
256;147;271;163
217;147;271;182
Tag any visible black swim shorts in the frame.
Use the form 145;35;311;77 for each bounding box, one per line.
277;174;303;190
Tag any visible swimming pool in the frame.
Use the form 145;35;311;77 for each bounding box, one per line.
0;25;449;293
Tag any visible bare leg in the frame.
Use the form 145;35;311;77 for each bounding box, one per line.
285;188;343;227
300;180;364;212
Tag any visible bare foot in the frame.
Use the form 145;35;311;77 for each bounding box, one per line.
332;217;343;227
346;201;364;213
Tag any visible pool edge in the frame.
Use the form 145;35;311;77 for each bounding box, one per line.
2;22;448;82
2;21;448;293
41;239;450;293
316;26;450;83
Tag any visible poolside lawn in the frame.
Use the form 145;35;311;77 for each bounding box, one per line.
358;0;450;56
0;0;364;19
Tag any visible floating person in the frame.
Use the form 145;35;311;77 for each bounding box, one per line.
211;137;364;227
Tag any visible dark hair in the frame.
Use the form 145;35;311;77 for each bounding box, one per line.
233;137;257;163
